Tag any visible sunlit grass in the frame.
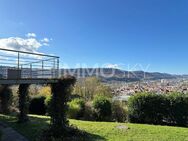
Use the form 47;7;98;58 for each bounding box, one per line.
0;114;188;141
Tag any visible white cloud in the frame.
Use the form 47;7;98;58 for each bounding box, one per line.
42;42;49;46
41;38;49;43
26;33;36;38
0;33;52;54
41;38;51;46
105;64;120;69
0;37;42;53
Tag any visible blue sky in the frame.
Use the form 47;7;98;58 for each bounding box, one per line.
0;0;188;74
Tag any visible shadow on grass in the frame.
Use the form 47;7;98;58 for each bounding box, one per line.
0;114;106;141
85;132;106;141
32;115;106;141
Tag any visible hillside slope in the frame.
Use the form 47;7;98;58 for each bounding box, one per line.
61;68;178;82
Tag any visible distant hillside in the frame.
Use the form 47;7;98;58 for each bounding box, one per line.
61;68;180;82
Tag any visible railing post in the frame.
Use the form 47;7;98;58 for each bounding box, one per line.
57;58;59;78
53;58;55;78
42;60;44;78
20;65;22;78
30;64;32;78
17;52;20;79
17;52;20;69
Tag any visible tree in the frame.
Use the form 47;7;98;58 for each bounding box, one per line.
38;86;51;97
18;84;30;123
0;85;12;114
49;76;76;136
74;77;112;101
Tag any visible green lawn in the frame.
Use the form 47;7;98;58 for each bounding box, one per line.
0;114;188;141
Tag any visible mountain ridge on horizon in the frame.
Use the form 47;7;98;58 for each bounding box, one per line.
61;68;188;83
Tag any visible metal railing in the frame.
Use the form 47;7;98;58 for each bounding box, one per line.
0;48;59;79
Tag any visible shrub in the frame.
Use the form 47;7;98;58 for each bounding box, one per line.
83;102;94;121
128;92;188;126
45;95;52;116
128;93;168;125
93;96;112;121
0;85;13;114
167;93;188;126
67;98;85;119
29;96;46;115
112;101;127;122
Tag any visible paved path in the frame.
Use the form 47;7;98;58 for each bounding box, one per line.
0;122;28;141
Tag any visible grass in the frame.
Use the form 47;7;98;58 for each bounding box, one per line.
0;114;188;141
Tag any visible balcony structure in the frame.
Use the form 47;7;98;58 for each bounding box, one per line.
0;48;59;84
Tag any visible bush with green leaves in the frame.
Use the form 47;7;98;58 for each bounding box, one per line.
112;101;127;122
128;93;168;125
45;95;52;116
83;102;94;121
67;98;85;119
93;96;112;121
29;96;46;115
167;93;188;126
128;92;188;126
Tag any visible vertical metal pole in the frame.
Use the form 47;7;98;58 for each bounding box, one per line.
30;64;32;78
42;60;44;78
53;58;55;78
20;65;22;78
57;58;59;78
18;52;20;69
17;52;20;79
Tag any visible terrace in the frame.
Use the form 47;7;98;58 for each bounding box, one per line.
0;48;59;84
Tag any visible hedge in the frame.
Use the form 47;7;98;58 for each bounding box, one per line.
29;96;46;115
167;93;188;126
128;92;188;126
